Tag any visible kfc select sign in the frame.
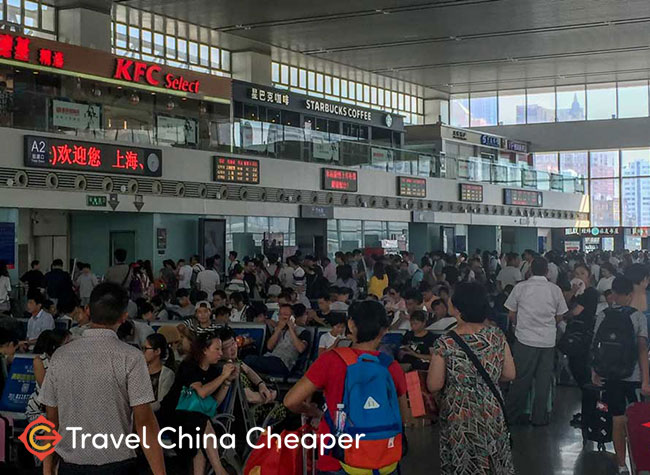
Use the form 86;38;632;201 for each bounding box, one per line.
113;58;200;93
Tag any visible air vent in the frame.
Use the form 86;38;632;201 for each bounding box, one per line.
326;193;334;205
260;189;267;201
356;195;365;207
127;179;138;194
14;170;28;187
277;191;285;202
175;183;185;197
311;192;319;204
152;180;162;195
341;194;349;206
197;183;208;198
102;177;113;192
383;198;390;208
294;192;302;203
239;187;248;200
45;173;58;189
74;175;87;191
426;202;433;210
417;200;424;210
370;197;378;208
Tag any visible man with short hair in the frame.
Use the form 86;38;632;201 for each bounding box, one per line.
391;289;425;331
520;249;535;280
225;265;250;296
176;258;192;290
20;260;44;299
212;289;228;310
175;288;195;317
44;259;73;305
227;251;240;276
25;293;54;344
229;291;249;322
40;283;165;475
426;299;457;333
104;249;131;289
505;257;568;426
75;263;98;306
497;252;523;291
196;257;220;296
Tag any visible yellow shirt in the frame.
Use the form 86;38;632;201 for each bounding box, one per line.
368;275;389;298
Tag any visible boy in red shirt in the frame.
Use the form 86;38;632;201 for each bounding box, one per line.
284;300;408;474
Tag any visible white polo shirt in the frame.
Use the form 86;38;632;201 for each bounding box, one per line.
504;276;568;348
496;266;523;288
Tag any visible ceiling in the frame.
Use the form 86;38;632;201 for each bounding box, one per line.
71;0;650;95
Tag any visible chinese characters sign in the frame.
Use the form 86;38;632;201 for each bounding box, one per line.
397;177;427;198
213;157;260;184
565;227;620;237
322;168;358;192
503;189;543;207
24;135;162;177
249;87;289;106
459;183;484;203
0;34;64;68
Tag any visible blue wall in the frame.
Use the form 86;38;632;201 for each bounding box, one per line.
0;208;18;281
152;214;200;274
468;225;498;254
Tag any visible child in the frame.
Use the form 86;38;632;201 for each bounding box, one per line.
592;276;650;474
318;313;348;356
213;306;231;326
399;310;435;370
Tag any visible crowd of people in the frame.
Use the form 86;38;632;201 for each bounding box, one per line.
0;246;649;474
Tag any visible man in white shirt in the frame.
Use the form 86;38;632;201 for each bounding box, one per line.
229;292;249;322
496;252;523;291
321;257;337;284
25;294;55;344
391;289;426;331
177;258;192;290
504;257;568;426
519;249;535;280
196;256;220;295
544;252;559;284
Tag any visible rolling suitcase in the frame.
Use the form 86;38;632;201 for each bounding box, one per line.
582;384;612;450
626;402;650;474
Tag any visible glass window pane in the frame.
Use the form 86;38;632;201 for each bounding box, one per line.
385;90;391;107
378;88;384;106
211;47;220;69
533;153;559;173
165;36;176;59
128;27;140;51
590;150;620;178
299;69;307;88
348;82;356;100
621;149;650;177
280;64;289;84
116;23;128;49
470;92;497;126
324;76;332;94
246;217;269;234
24;1;38;28
142;30;153;54
200;44;209;66
177;39;187;62
587;83;617;120
188;41;199;64
412;96;418;113
526;87;555;123
556;85;586;121
333;78;340;96
7;0;20;24
371;87;378;104
622;178;650;226
498;89;526;125
271;62;280;83
141;11;152;29
115;4;127;23
221;50;230;71
591;179;620;226
308;71;316;91
316;74;324;92
290;67;298;87
560;151;588;177
450;93;470;127
364;85;370;103
41;4;54;31
618;81;649;119
357;84;364;101
154;33;164;56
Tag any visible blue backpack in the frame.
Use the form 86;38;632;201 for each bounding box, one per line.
325;347;403;474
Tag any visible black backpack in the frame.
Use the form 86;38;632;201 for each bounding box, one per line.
592;306;638;381
558;318;591;358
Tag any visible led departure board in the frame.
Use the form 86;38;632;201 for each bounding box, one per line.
213;157;260;184
459;183;483;202
504;188;543;207
24;135;162;176
397;176;427;198
322;168;358;192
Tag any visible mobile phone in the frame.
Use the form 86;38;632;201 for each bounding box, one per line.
290;316;296;323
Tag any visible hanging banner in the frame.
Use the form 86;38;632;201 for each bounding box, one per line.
52;100;101;131
156;115;198;145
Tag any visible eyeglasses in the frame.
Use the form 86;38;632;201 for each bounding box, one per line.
142;347;155;351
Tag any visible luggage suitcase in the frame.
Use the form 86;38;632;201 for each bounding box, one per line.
0;413;10;464
582;384;612;450
626;402;650;474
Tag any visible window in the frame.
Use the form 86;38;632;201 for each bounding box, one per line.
111;5;231;76
470;92;497;126
591;179;620;226
590;150;619;178
498;89;526;125
621;149;650;177
533;153;559;174
560;151;588;178
587;83;617;120
618;81;649;119
622;178;650;226
450;94;470;127
556;85;585;122
526;87;555;123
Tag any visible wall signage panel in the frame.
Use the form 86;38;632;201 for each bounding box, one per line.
300;205;334;219
412;210;436;223
24;135;162;176
397;176;427;197
213;157;260;184
480;135;500;148
459;183;484;202
565;227;621;236
503;189;543;207
322;168;358;192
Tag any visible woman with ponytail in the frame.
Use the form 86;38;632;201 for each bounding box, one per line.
143;333;175;412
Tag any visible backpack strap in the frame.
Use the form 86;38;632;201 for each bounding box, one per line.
333;347;358;367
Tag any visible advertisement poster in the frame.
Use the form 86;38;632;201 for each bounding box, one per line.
52;99;101;131
0;356;35;412
0;222;15;269
370;147;393;171
312;136;340;161
156;115;198;145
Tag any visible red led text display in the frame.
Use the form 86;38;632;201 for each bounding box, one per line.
214;157;260;184
25;135;162;177
0;34;64;68
459;183;484;203
322;168;358;192
114;58;200;94
397;176;427;198
504;188;543;207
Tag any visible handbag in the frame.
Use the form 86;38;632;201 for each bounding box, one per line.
175;386;218;418
449;331;513;447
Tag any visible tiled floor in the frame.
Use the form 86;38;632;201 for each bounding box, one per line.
402;386;620;474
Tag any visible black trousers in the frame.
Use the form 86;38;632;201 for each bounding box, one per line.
568;349;591;414
58;458;137;475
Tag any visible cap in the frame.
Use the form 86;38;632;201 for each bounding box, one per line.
267;284;282;297
293;267;306;287
195;300;211;311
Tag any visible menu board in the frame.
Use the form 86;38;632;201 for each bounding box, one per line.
321;168;358;192
459;183;483;202
24;135;162;177
213;157;260;184
504;188;543;207
397;176;427;198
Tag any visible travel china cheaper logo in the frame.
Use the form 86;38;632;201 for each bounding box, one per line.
18;415;62;461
